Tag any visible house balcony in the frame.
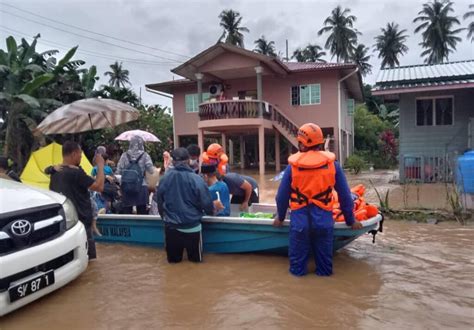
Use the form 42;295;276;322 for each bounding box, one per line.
198;99;298;138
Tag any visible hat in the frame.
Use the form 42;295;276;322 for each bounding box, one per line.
171;147;190;161
200;164;217;174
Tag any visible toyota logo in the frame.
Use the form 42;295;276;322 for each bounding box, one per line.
11;220;32;237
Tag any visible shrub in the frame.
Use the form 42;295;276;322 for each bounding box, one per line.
345;154;366;174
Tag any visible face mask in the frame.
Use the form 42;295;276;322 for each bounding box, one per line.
190;159;198;166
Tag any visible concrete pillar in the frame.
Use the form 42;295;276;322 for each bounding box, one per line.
229;139;234;165
255;66;263;117
195;73;203;104
198;129;204;155
258;126;265;175
240;136;245;169
221;133;227;154
275;130;281;172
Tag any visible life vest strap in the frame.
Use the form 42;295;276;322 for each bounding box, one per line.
290;186;333;206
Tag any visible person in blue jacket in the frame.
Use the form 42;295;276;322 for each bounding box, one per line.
273;123;362;276
155;148;223;263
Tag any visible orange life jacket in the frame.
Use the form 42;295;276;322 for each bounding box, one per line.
289;150;336;211
202;152;229;176
332;184;379;222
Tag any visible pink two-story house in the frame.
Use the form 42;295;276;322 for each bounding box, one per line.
146;43;363;174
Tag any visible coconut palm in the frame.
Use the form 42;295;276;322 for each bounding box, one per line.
414;0;464;64
303;44;327;63
218;9;249;48
104;61;130;88
374;22;409;68
317;5;360;62
464;4;474;42
254;36;276;57
292;48;306;62
351;44;372;76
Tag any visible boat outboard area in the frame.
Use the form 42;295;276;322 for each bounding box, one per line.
96;203;383;254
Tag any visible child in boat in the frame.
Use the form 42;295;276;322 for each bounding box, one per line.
201;164;231;216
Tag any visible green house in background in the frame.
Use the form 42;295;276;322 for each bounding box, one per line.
373;60;474;183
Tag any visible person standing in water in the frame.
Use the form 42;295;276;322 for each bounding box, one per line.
155;148;223;263
274;123;362;276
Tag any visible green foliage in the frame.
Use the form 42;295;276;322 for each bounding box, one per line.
104;61;130;88
345;154;366;174
354;104;399;169
370;179;391;213
351;44;372;76
413;0;463;64
254;36;276;57
292;44;326;63
218;9;250;47
317;5;360;62
374;22;409;68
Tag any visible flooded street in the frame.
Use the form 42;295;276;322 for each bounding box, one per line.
1;172;473;329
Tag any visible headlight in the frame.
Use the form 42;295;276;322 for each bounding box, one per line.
62;199;79;230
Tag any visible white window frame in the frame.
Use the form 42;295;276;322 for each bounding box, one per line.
289;83;321;106
185;92;211;113
415;95;455;127
347;98;355;116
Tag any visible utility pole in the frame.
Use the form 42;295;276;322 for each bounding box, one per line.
285;39;289;61
139;87;142;107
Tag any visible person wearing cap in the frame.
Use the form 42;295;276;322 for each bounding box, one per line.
155;148;223;263
274;123;362;277
201;164;231;216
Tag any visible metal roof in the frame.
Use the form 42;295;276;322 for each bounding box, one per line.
373;60;474;94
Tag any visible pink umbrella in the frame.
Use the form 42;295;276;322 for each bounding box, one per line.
115;129;160;142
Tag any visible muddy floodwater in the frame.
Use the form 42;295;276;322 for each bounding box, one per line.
1;172;473;329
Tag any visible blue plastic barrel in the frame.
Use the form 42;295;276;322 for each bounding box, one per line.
457;151;474;193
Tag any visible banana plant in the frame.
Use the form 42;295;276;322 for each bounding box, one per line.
0;34;85;170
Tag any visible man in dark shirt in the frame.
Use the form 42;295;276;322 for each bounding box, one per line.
222;173;259;211
49;141;105;259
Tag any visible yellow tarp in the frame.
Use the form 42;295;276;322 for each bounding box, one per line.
21;142;93;189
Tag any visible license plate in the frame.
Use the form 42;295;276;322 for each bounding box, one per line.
8;271;55;303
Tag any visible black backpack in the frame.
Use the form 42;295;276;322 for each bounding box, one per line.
121;153;144;194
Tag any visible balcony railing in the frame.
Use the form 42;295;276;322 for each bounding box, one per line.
199;100;273;120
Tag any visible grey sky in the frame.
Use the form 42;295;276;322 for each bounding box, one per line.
1;0;473;109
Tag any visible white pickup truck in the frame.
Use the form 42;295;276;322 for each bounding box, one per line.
0;178;88;316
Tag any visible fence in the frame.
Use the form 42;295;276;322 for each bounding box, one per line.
401;152;458;183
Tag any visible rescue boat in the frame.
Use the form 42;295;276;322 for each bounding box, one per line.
95;203;383;254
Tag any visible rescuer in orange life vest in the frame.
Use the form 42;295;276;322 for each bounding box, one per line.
201;143;229;176
274;123;362;276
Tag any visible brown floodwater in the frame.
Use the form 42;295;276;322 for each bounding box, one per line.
1;172;473;329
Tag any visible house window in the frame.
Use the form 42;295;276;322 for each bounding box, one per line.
291;84;321;106
347;98;355;116
416;97;453;126
185;92;211;113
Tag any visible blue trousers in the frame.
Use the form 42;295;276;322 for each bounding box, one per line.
288;208;334;276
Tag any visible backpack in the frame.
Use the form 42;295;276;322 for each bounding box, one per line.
121;153;144;194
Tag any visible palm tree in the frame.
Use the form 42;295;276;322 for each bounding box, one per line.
254;36;277;57
374;22;409;68
413;0;464;64
464;4;474;42
304;44;327;63
104;61;130;88
317;5;360;62
218;9;249;47
351;44;372;76
292;48;306;62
